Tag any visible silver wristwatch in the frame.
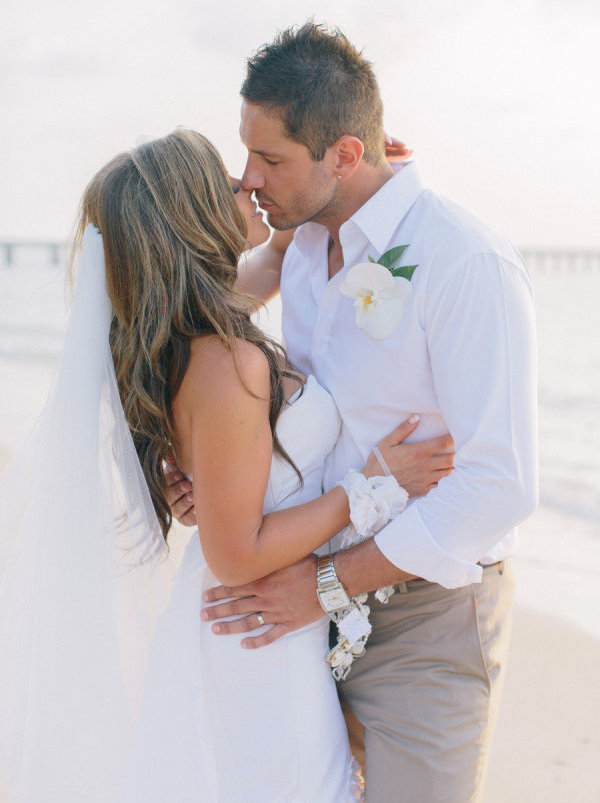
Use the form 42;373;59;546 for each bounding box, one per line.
316;554;351;616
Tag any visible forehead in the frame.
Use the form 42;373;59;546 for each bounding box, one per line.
239;101;304;156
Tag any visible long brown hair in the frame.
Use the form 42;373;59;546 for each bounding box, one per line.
71;129;301;539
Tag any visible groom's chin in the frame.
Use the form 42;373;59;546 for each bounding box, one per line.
267;214;299;232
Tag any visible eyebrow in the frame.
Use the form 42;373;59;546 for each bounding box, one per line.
249;149;284;158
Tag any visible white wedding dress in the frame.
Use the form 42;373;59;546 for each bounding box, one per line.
120;375;361;802
0;230;360;802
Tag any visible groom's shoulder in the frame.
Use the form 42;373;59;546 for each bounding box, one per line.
414;189;523;272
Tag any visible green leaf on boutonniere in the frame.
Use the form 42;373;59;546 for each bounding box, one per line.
390;264;418;281
363;244;419;284
377;245;409;270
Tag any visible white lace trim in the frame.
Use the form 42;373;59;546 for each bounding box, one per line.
347;755;365;801
327;471;409;681
339;470;408;540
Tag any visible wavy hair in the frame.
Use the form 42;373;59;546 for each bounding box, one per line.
71;129;302;539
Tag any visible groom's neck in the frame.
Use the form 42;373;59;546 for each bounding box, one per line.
317;161;395;247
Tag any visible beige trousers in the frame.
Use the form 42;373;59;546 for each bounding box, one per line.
339;561;515;802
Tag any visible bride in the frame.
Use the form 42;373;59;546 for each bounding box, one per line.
0;129;453;802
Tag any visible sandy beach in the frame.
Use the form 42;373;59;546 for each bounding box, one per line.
485;606;600;802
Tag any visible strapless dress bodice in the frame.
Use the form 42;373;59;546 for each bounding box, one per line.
263;374;341;514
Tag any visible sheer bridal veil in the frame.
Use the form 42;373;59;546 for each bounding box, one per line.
0;225;208;801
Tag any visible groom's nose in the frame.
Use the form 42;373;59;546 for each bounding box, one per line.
241;157;265;192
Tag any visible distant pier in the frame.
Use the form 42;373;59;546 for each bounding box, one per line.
0;241;599;271
0;241;66;267
520;249;600;272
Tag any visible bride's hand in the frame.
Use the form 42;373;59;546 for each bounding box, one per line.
163;449;197;527
361;416;454;498
384;134;413;162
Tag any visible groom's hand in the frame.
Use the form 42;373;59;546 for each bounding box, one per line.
201;555;321;648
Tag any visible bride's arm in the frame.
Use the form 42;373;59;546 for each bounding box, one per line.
185;338;356;586
235;229;294;302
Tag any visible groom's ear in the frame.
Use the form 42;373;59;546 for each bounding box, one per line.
332;136;364;180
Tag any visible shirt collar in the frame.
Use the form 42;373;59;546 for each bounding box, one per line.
291;161;425;259
292;221;328;257
342;161;425;256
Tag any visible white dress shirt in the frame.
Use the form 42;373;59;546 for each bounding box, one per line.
280;162;538;589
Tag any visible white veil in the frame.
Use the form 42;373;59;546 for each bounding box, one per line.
0;225;195;801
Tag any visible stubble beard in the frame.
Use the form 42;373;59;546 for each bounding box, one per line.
266;177;339;232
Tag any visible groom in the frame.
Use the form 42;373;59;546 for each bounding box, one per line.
173;22;538;801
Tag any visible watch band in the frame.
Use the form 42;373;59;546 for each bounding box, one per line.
316;554;351;615
316;554;338;589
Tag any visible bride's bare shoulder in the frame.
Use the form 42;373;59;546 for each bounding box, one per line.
171;336;271;472
182;334;270;407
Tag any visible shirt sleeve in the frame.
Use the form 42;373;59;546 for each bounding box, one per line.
374;250;538;588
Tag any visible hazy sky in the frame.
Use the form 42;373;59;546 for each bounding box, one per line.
2;0;599;247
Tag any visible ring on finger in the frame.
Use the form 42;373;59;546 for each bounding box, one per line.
256;612;265;627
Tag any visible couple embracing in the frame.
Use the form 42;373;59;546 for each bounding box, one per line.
0;21;537;803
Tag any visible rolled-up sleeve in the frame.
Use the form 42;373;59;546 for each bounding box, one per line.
374;251;538;588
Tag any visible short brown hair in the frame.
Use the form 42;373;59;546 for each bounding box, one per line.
241;21;385;164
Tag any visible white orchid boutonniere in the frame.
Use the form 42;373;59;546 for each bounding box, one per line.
340;245;418;340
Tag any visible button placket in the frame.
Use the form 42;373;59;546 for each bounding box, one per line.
311;221;368;387
310;282;341;383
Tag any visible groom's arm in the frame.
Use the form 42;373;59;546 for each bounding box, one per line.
201;540;415;649
371;250;538;586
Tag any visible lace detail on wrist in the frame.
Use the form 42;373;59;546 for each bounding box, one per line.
347;754;365;801
327;470;408;681
339;469;408;539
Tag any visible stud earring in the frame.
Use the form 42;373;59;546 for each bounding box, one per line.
337;174;342;180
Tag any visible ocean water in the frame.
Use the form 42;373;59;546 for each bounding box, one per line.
1;256;599;635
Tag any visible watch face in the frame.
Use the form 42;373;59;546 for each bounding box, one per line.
319;587;350;611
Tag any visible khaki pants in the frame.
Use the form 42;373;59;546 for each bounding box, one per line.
339;561;514;802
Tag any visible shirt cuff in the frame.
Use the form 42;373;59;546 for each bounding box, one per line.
374;502;483;589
